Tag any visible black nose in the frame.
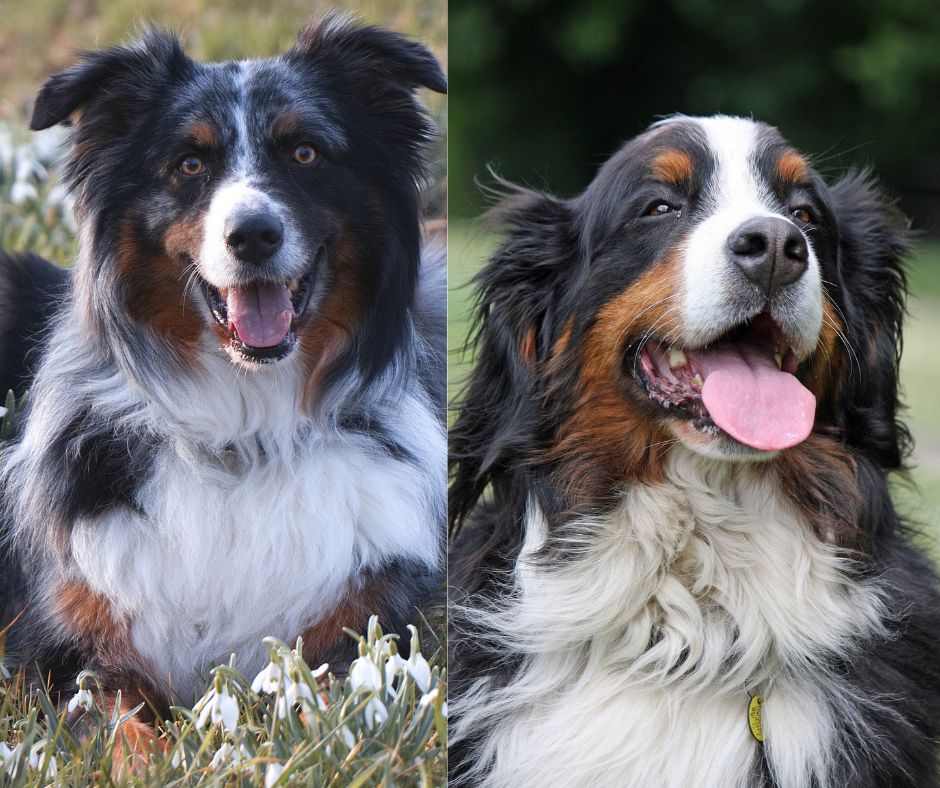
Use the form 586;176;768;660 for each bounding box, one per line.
225;212;284;263
727;217;808;298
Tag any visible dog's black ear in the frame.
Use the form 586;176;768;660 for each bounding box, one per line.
449;185;577;536
30;29;188;130
829;169;910;470
292;14;446;95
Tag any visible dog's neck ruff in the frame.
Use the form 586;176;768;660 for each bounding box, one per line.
453;449;888;788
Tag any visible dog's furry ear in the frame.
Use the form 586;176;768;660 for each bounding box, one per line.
449;186;577;535
829;169;910;470
30;30;188;130
293;14;446;95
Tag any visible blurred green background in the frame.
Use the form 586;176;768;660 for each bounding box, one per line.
448;0;940;546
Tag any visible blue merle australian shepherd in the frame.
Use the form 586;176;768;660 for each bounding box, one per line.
0;15;446;741
449;116;940;787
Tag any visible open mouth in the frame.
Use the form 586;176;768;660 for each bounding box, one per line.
631;312;817;451
201;271;315;363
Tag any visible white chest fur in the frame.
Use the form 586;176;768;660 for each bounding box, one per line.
456;450;887;788
67;382;444;700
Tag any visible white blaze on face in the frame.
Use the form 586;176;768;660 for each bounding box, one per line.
197;62;305;289
679;116;823;357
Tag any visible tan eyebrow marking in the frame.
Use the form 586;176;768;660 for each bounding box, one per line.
776;150;809;184
187;122;218;148
272;110;303;139
651;149;694;184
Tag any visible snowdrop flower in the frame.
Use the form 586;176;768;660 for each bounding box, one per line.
0;742;13;773
383;641;408;698
27;742;57;777
419;687;439;708
274;667;316;719
195;676;239;732
67;674;94;713
348;643;382;693
341;725;357;748
209;740;244;769
265;762;284;787
10;181;38;205
170;746;187;769
251;660;283;695
406;626;432;693
441;700;448;718
363;694;388;729
0;658;10;678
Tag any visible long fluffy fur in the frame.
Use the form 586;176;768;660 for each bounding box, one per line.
449;117;940;787
1;17;447;711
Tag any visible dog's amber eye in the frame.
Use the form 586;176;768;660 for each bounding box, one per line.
647;201;679;217
790;206;814;225
293;144;318;165
178;156;205;176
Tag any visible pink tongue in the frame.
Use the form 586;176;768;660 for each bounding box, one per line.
226;283;293;348
694;344;816;451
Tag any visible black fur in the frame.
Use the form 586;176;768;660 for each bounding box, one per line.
0;252;69;400
449;120;940;786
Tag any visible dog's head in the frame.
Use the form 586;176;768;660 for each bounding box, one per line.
451;115;908;518
32;16;445;385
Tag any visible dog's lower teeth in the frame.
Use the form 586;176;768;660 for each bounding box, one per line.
774;351;783;369
288;278;299;292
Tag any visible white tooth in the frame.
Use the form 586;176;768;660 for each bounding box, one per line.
669;348;688;368
692;373;704;387
774;351;783;369
288;278;299;291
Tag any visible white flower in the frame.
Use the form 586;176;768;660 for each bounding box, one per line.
363;694;388;730
195;679;239;732
384;649;407;698
0;658;10;678
10;181;38;205
209;741;244;769
406;651;432;694
419;687;439;708
27;742;57;777
312;662;329;679
170;747;186;769
67;674;94;713
251;660;283;695
273;669;316;719
265;762;284;787
341;725;356;748
348;654;382;693
0;742;13;771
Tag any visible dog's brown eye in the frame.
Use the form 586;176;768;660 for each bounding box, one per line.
790;206;814;225
178;156;205;176
293;144;318;165
647;201;679;217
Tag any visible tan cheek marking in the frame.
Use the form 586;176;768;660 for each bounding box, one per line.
776;150;809;184
116;221;203;355
804;297;845;404
551;255;683;500
651;149;694;185
299;233;363;408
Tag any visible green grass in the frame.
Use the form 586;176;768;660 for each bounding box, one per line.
1;619;446;787
448;219;940;556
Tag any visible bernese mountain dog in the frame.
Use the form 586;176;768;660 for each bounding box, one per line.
449;115;940;787
0;15;446;734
